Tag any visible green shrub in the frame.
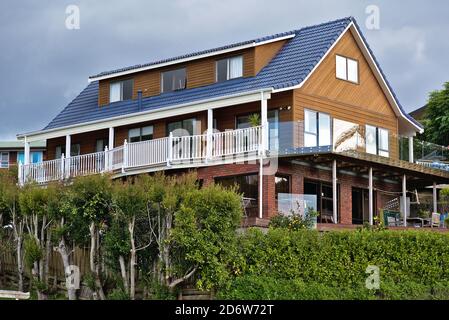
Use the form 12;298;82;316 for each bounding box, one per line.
217;228;449;300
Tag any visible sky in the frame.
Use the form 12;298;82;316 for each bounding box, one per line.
0;0;448;140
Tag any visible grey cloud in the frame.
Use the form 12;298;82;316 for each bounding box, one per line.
0;0;448;139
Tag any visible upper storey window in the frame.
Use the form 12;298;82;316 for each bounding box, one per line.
366;125;389;157
336;55;358;84
161;68;186;93
216;56;243;82
110;79;133;103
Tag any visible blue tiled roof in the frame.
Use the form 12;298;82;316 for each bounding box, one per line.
43;17;422;131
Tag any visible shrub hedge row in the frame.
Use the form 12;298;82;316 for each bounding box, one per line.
218;228;449;300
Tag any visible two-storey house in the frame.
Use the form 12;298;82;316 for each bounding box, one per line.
17;17;449;227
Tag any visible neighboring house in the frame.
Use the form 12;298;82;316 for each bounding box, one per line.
409;105;427;122
0;140;46;169
16;17;449;226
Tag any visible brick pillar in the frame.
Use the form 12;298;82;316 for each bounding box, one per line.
262;174;276;218
340;182;352;224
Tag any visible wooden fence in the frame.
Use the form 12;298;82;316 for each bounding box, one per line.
1;246;91;281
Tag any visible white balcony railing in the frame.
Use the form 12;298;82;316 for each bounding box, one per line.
18;125;263;185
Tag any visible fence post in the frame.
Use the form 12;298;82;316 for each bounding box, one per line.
60;154;65;181
167;132;173;167
122;140;128;173
104;146;109;172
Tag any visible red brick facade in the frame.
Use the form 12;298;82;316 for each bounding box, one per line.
195;159;401;225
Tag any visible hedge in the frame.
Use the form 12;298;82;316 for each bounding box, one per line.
218;228;449;300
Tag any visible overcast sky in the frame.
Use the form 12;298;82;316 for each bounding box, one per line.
0;0;448;140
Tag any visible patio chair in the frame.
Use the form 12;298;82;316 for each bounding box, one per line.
431;213;441;228
383;210;401;227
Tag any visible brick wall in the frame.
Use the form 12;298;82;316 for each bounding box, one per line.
194;159;401;224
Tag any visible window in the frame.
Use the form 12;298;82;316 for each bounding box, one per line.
128;126;154;143
95;139;109;152
1;152;9;168
110;79;133;103
161;68;186;93
304;180;339;224
216;56;243;82
55;144;80;159
215;174;259;200
336;55;358;83
167;118;198;136
275;175;290;199
304;110;331;147
17;151;43;164
366;125;389;157
378;128;389;157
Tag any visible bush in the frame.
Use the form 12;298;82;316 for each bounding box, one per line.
217;228;449;300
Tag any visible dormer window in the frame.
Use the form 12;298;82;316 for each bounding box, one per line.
216;56;243;82
110;79;133;103
336;55;358;83
161;68;186;93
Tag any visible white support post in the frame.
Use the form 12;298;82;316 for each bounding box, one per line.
60;154;65;180
408;136;414;163
65;135;71;179
402;174;407;227
433;182;438;214
260;92;268;155
167;133;173;167
332;159;338;224
65;135;71;159
24;138;30;165
122;139;128;173
104;146;109;172
206;108;213;162
259;158;263;219
109;127;115;149
369;167;374;226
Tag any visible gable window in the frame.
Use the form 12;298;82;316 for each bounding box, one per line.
17;151;43;164
110;79;133;103
129;126;154;143
161;68;186;93
304;109;331;147
336;55;358;83
216;56;243;82
1;152;9;168
366;125;389;157
56;144;80;159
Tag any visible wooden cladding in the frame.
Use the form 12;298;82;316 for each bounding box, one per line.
299;31;396;118
98;39;287;106
254;39;287;74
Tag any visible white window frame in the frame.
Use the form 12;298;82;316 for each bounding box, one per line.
110;79;133;103
304;109;332;148
216;55;243;82
128;125;154;143
336;55;358;84
0;151;10;168
161;68;187;93
365;125;389;157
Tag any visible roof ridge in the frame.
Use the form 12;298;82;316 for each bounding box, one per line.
89;16;353;80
